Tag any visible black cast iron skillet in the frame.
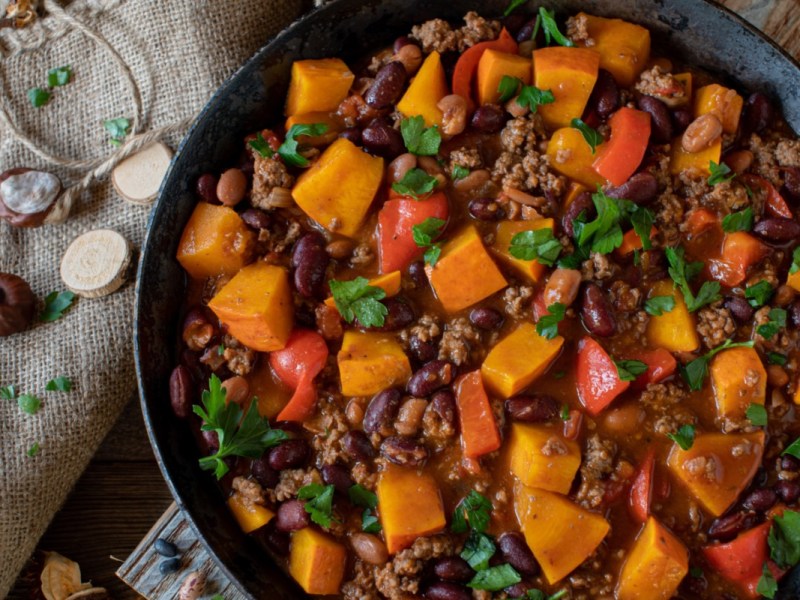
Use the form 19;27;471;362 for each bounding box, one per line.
134;1;800;597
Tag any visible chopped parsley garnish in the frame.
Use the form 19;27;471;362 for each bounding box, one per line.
708;160;736;186
329;277;388;328
503;0;528;17
517;84;556;113
193;374;288;479
468;563;522;591
27;442;41;458
746;403;768;427
391;167;438;199
680;339;755;391
47;66;72;88
570;118;602;153
667;423;696;450
18;394;42;415
412;217;446;267
768;352;787;366
104;117;131;147
45;376;72;393
665;246;721;313
497;75;522;103
769;509;800;568
560;404;570;420
689;567;704;578
538;7;575;47
553;370;567;380
644;295;676;317
362;510;381;533
508;227;562;265
452;165;470;180
791;246;800;275
536;302;566;340
721;206;753;233
0;385;17;400
279;123;329;167
248;132;274;158
298;483;336;528
784;437;800;459
745;280;774;308
349;484;381;532
461;530;496;570
614;359;648;382
757;563;778;599
217;343;225;356
40;291;75;322
451;490;492;534
28;88;51;108
400;116;441;156
757;308;787;340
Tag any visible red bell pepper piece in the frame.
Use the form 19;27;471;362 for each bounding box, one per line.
454;370;501;458
708;231;768;287
592;107;651;186
270;329;329;422
576;336;630;416
628;449;655;524
377;191;448;274
451;28;517;109
685;208;719;237
631;348;677;391
742;173;793;219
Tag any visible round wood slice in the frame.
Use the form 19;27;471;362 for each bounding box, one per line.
60;229;133;298
111;142;173;205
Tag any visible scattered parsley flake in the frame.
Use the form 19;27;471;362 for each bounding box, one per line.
553;370;566;380
217;343;225;356
570;118;602;153
348;484;377;509
757;563;778;599
644;295;676;316
665;246;721;312
768;509;800;569
614;359;648;382
47;66;72;88
689;566;704;578
451;490;492;534
278;123;329;167
18;394;42;415
400;116;441;156
536;303;566;340
721;206;754;233
248;132;274;158
361;509;381;533
757;308;787;340
746;403;768;427
790;246;800;275
468;563;522;591
503;0;528;17
329;277;387;328
0;385;17;400
560;404;570;421
452;165;470;181
538;7;575;47
412;217;446;267
667;423;696;450
497;75;523;103
104;117;131;147
768;352;787;366
28;88;51;108
391;167;438;199
27;442;41;457
516;85;555;113
745;280;774;308
680;339;755;391
509;227;562;265
708;160;736;186
298;483;336;528
45;376;72;393
40;290;75;322
460;530;496;570
784;437;800;459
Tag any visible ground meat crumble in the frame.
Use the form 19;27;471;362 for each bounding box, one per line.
374;535;456;599
410;12;501;54
438;317;481;365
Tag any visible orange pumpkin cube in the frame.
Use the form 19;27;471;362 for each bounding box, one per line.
669;137;721;175
508;423;581;494
227;494;274;534
533;47;600;129
285;58;354;117
546;127;606;188
710;346;767;422
397;51;449;127
574;13;650;87
694;84;743;134
477;49;531;105
490;218;554;283
289;527;347;595
337;331;412;397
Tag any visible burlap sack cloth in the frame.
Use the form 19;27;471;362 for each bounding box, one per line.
0;0;315;595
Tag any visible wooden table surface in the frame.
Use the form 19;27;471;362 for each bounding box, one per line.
8;2;800;599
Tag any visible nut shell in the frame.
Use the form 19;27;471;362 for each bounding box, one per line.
0;167;62;227
0;272;36;336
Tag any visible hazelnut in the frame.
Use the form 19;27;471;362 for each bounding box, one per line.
0;273;36;336
0;167;63;227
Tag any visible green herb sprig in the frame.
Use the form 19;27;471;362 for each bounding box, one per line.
401;116;441;156
412;217;446;267
329;277;387;328
680;339;755;391
536;303;566;340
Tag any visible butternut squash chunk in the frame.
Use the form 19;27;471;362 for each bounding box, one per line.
616;517;689;600
515;484;610;583
490;218;554;283
645;279;700;353
291;138;384;237
227;493;274;534
710;347;767;422
477;49;531;106
397;51;448;127
533;47;600;129
667;431;765;516
285;111;342;146
426;225;507;313
574;13;650;87
508;423;581;494
377;465;446;554
674;72;693;106
481;322;563;398
546;127;606;188
176;202;255;279
564;182;589;206
669;137;722;176
289;527;347;595
694;83;743;134
324;270;401;309
285;58;354;117
207;262;293;352
787;268;800;294
337;331;412;396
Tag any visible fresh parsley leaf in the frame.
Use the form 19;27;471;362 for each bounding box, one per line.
768;352;787;366
791;246;800;275
329;277;388;328
45;376;72;393
553;370;566;380
104;117;131;147
468;563;522;591
746;402;768;426
217;343;225;356
18;394;41;415
47;66;72;88
708;160;736;186
497;75;523;103
401;116;441;156
614;359;648;382
28;88;51;108
745;280;774;308
517;85;555;113
680;339;755;391
769;510;800;569
391;167;438;199
664;246;721;312
210;596;225;600
412;217;446;267
361;509;381;533
538;7;575;47
451;490;492;534
508;227;562;266
667;423;696;450
278;123;329;167
644;295;676;316
193;374;288;479
452;165;469;180
630;204;655;250
536;302;566;340
785;437;800;459
0;385;17;400
757;308;787;339
721;206;753;233
560;404;570;421
503;0;528;17
248;132;274;158
27;442;41;457
460;530;496;570
298;483;336;528
348;484;378;509
571;118;602;153
574;189;624;254
757;562;778;599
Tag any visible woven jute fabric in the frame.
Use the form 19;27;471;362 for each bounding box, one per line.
0;0;306;595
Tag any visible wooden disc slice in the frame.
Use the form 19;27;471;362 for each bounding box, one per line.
60;229;133;298
111;142;173;205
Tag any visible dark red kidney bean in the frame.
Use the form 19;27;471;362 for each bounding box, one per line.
724;296;754;324
498;532;539;576
407;360;454;397
363;388;402;436
240;208;271;230
407;261;428;288
428;390;458;433
581;283;616;337
605;172;658;204
342;430;376;461
753;217;800;243
380;436;428;467
292;232;329;298
514;17;537;42
469;307;504;331
562;191;596;238
671;107;694;133
505;394;559;423
471;105;505;133
267;439;309;471
196;173;219;203
790;301;800;329
776;480;800;504
742;488;777;512
783;167;800;203
321;463;354;495
433;556;474;583
365;62;407;109
781;454;800;472
425;581;472;600
251;456;279;489
201;429;219;453
169;365;193;419
261;521;290;554
275;499;310;532
393;36;413;52
741;92;774;138
339;127;362;145
409;335;438;363
588;69;620;119
637;95;673;143
707;511;758;541
506;583;539;598
370;298;414;332
361;117;405;158
468;197;505;221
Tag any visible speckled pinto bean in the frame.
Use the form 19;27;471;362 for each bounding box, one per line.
216;168;247;206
